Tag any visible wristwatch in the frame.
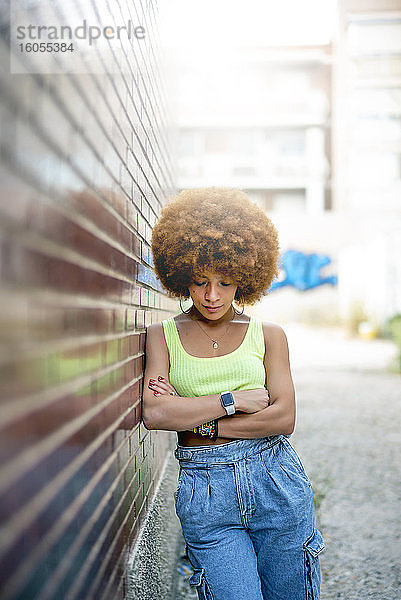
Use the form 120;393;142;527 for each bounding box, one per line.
220;391;236;416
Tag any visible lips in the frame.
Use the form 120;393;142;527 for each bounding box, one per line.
203;305;223;312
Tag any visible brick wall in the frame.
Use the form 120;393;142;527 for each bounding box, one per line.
0;1;177;598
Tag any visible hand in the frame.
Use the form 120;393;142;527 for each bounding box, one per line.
233;388;270;414
148;376;178;397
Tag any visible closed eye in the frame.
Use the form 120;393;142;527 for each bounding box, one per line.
193;281;233;287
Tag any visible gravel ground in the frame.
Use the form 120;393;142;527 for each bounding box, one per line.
175;325;401;599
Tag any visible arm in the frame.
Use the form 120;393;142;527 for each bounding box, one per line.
142;323;270;431
218;322;296;439
142;322;229;431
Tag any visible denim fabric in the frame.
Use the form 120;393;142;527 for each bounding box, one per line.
174;435;324;600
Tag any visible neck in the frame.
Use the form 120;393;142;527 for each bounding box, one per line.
188;305;234;326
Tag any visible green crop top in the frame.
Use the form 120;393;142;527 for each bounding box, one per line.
161;316;267;397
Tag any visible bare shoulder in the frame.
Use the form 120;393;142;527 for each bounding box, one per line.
145;321;170;373
261;321;289;348
146;321;163;337
146;321;167;349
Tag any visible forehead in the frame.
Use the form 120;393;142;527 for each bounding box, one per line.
192;270;233;280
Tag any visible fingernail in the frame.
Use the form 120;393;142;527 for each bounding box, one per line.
158;376;164;381
154;391;160;396
149;379;155;383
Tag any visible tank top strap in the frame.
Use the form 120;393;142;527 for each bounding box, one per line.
161;317;181;359
242;316;265;359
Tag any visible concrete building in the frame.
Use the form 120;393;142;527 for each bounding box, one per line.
333;0;401;329
176;46;332;216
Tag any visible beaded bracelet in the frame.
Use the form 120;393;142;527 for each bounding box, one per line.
192;419;218;440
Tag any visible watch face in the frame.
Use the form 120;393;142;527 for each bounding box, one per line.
221;392;234;407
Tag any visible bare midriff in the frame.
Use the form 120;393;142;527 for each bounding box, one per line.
177;430;241;447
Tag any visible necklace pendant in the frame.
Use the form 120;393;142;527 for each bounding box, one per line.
212;341;218;349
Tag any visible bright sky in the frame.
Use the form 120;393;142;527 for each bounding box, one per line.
159;0;337;50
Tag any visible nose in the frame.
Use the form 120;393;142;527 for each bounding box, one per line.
205;283;220;302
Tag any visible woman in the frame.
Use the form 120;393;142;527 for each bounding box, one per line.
143;188;324;600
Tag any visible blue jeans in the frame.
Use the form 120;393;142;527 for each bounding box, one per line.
174;435;324;600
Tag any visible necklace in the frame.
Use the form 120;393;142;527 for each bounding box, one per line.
191;309;234;349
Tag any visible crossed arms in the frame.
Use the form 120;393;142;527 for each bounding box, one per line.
142;321;295;438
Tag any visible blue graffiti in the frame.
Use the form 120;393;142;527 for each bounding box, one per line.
271;249;337;292
137;263;164;292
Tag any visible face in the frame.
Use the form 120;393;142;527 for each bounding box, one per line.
188;270;238;321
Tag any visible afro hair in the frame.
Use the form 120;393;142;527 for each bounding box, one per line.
151;187;280;305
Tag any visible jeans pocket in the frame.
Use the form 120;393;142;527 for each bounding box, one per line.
174;468;184;505
303;528;325;600
189;568;215;600
280;439;311;485
174;467;186;511
175;469;196;518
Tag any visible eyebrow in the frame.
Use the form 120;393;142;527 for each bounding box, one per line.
195;275;232;280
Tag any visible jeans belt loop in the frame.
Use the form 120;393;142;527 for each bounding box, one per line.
175;448;193;460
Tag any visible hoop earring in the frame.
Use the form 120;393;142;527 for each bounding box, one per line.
233;303;244;315
179;297;193;314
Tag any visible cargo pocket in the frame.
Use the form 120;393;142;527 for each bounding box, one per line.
303;528;325;600
189;568;215;599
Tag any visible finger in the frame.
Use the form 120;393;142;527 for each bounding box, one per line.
148;380;176;398
157;377;177;395
148;380;168;393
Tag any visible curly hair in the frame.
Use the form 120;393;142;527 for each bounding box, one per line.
151;187;280;305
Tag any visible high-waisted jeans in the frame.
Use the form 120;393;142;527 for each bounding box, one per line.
174;435;324;600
